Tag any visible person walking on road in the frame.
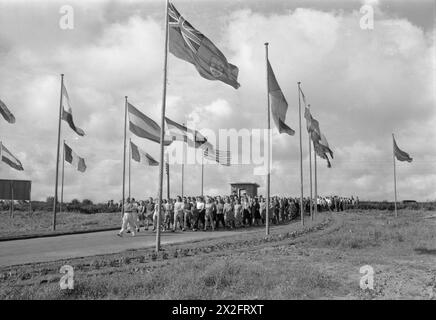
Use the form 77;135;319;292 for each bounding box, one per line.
118;197;137;237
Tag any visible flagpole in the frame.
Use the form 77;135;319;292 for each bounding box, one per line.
201;155;204;197
308;104;313;221
60;140;65;214
181;123;185;198
314;141;318;219
52;73;64;231
156;0;170;252
10;181;14;218
166;155;170;200
129;138;131;199
297;82;304;226
122;96;128;218
392;133;398;218
264;42;270;236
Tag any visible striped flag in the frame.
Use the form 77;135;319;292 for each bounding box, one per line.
61;83;85;136
128;103;173;146
168;2;240;89
0;99;15;124
64;142;86;172
130;140;159;166
267;60;294;136
393;136;412;162
202;145;231;166
0;142;23;171
165;117;207;148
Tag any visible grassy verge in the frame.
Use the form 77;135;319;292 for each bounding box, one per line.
0;210;121;239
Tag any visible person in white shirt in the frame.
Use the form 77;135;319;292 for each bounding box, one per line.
152;198;163;232
118;198;136;237
173;196;184;232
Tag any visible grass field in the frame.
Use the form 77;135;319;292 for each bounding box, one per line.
0;210;121;238
0;209;435;299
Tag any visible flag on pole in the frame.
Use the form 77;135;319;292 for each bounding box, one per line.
267;60;294;135
64;142;86;172
312;133;333;168
0;99;16;124
393;137;413;162
299;86;307;107
130;140;159;166
165;117;207;148
304;106;321;139
128;102;173;145
61;83;85;136
202;145;231;166
168;2;240;89
0;142;23;171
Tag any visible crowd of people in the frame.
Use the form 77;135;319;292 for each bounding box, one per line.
117;194;359;237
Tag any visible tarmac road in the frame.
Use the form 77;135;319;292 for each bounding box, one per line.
0;228;257;267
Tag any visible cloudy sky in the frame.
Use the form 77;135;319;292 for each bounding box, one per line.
0;0;435;202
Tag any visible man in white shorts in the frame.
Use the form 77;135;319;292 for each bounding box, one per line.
118;197;136;237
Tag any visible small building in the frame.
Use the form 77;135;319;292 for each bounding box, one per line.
230;183;260;197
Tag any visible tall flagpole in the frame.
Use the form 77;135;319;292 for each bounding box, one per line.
166;153;170;200
297;82;304;226
201;155;204;197
52;73;64;231
128;138;131;199
60;140;65;214
264;42;270;236
392;133;398;218
308;104;313;221
156;0;170;252
122;96;128;218
314;141;318;219
181;123;185;198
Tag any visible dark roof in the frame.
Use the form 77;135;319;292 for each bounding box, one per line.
230;183;260;187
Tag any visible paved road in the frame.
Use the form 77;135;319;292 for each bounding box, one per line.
0;228;255;268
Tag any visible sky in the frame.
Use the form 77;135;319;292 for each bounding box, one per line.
0;0;435;202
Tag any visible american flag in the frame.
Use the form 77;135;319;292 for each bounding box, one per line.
202;145;231;166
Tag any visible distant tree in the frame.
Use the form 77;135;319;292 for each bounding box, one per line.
82;199;93;206
71;199;80;205
46;196;55;204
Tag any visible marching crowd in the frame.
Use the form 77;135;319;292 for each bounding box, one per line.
117;195;359;237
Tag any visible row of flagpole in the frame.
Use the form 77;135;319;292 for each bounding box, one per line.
44;0;413;249
1;3;414;242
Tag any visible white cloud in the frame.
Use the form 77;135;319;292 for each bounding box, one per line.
0;2;434;202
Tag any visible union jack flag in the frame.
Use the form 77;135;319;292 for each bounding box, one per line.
168;2;203;54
